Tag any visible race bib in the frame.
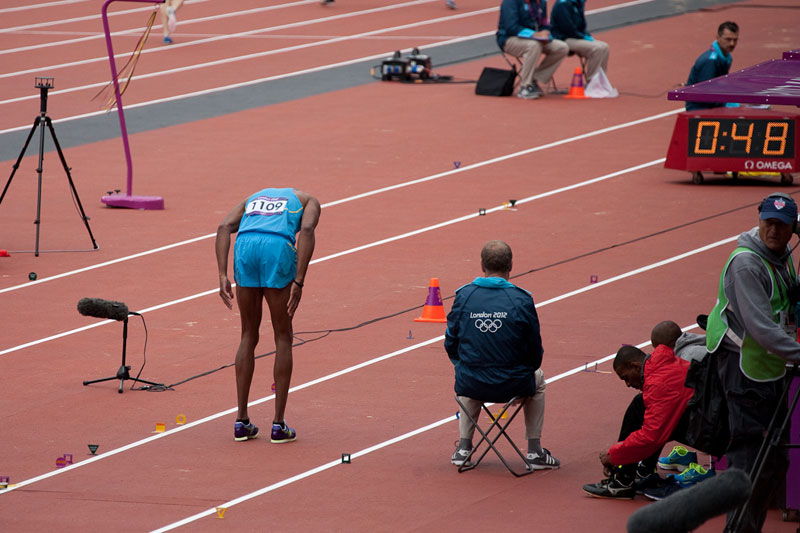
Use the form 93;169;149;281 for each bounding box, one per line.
245;196;288;216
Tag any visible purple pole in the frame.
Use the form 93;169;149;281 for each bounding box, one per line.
100;0;164;210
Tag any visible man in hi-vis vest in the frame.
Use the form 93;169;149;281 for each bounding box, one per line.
706;192;800;533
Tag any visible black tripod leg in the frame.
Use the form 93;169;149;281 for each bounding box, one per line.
34;115;48;257
45;117;98;250
0;117;41;207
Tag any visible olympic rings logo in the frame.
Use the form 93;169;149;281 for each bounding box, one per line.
474;319;503;333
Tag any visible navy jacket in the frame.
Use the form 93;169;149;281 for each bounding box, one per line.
445;277;543;402
685;41;732;110
496;0;549;50
550;0;588;41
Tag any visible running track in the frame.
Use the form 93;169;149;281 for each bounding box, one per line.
1;0;799;531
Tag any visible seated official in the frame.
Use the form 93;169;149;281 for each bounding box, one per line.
445;240;559;470
550;0;610;82
496;0;568;99
582;344;694;499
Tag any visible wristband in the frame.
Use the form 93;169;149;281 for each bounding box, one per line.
293;279;304;288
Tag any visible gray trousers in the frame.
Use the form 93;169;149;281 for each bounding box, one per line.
458;368;546;441
503;37;568;88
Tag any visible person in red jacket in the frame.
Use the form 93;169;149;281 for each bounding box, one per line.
582;344;694;499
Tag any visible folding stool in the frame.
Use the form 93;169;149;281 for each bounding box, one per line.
455;394;534;477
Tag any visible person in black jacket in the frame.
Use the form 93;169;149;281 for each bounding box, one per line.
550;0;609;82
445;240;560;470
496;0;568;99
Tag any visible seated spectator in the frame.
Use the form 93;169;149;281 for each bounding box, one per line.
582;344;694;499
445;240;560;470
550;0;610;82
496;0;568;99
651;320;707;363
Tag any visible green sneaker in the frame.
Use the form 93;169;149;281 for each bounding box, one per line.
657;445;697;472
668;462;715;487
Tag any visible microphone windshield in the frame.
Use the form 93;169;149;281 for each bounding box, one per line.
627;468;751;533
77;298;130;321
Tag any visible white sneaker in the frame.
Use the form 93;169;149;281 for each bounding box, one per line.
517;83;543;100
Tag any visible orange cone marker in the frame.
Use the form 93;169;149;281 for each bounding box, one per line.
414;278;447;323
563;67;587;99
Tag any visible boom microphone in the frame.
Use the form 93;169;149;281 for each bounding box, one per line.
627;468;752;533
77;297;130;321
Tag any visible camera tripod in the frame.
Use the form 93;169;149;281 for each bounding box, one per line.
0;77;97;256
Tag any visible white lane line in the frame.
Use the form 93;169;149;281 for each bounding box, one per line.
1;230;733;497
0;0;209;34
0;156;674;356
0;32;495;135
151;330;696;531
0;6;497;108
0;0;431;61
0;108;680;297
0;0;89;14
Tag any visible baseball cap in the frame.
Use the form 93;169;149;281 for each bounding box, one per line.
759;194;798;225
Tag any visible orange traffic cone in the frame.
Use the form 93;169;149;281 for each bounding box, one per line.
563;67;587;99
414;278;447;323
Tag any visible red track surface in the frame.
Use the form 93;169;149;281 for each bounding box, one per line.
1;0;799;531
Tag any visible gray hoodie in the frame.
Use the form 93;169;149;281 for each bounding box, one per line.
716;227;800;364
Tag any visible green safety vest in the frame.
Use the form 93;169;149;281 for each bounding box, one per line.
706;246;795;382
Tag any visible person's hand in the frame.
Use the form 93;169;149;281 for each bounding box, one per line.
219;275;233;309
532;29;551;41
600;451;614;474
287;281;302;317
517;28;534;39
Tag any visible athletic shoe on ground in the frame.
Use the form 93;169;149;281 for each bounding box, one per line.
643;478;683;501
451;442;472;466
526;448;560;470
233;421;259;441
583;476;635;499
167;6;177;33
634;473;672;494
270;422;297;443
163;36;173;44
657;445;697;471
517;82;543;100
668;462;715;487
445;0;457;9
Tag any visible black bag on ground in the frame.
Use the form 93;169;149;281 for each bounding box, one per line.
475;65;517;96
683;351;730;457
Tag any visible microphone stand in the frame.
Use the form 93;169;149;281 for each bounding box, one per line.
82;313;164;394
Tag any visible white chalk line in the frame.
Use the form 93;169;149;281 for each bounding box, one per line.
0;0;640;128
0;30;495;136
0;0;437;69
0;5;496;107
1;229;732;503
0;152;675;356
0;106;681;299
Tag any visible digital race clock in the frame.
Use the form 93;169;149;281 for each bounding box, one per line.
664;107;799;184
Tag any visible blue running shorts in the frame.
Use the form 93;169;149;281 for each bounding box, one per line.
233;233;297;288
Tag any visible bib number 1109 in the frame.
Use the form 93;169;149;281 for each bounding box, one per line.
246;196;287;216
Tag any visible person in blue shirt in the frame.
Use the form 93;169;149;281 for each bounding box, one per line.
446;240;560;470
550;0;609;82
216;188;321;444
685;21;739;111
496;0;568;99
